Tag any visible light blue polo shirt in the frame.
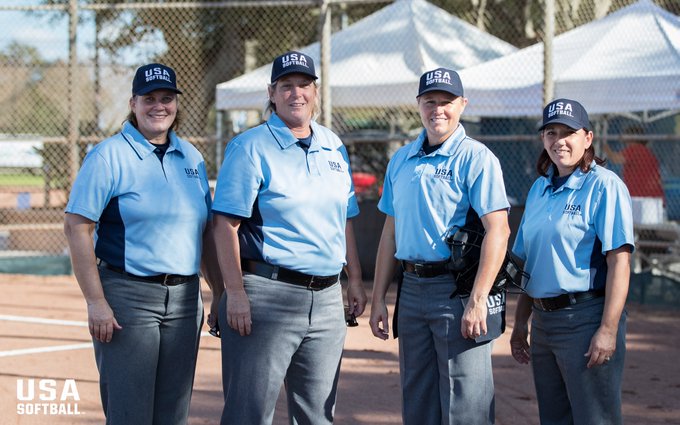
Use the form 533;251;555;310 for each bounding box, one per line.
212;113;359;276
512;162;635;298
378;125;510;262
65;121;212;276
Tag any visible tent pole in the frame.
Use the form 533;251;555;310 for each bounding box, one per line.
319;0;332;128
543;0;555;105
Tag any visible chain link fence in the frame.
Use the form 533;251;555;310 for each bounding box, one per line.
0;0;679;276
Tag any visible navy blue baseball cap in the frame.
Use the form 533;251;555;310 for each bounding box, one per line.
132;63;182;96
539;98;590;131
270;51;317;83
417;68;464;97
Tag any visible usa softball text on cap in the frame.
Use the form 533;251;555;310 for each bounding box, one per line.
281;53;310;70
417;67;463;97
132;63;181;95
144;66;173;84
425;69;452;87
270;51;317;83
540;98;589;130
547;100;575;119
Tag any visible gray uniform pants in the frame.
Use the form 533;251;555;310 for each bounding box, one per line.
218;274;346;425
531;296;625;425
94;267;203;425
398;272;495;425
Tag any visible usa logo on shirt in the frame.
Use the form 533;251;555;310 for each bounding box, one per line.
184;168;200;179
433;167;453;181
563;203;582;216
328;161;343;173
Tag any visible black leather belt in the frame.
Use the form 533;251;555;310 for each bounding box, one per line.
533;289;605;312
97;259;196;286
401;260;450;278
242;260;339;291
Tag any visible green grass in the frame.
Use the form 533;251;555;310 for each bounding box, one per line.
0;173;44;187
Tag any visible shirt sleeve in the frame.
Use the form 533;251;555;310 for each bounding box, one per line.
64;150;114;222
340;144;360;218
212;140;261;218
467;149;510;217
377;151;398;217
199;160;213;220
593;175;635;253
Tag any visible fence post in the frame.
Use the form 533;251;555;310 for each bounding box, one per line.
68;0;80;190
543;0;555;105
319;0;332;129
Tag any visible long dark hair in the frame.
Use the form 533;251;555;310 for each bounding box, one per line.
536;128;605;176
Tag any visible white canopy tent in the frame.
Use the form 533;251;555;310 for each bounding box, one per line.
215;0;516;111
459;0;680;121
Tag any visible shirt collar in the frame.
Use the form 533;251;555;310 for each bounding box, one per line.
406;124;466;159
120;121;184;159
266;113;320;152
541;160;595;195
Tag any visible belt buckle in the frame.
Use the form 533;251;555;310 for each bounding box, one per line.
161;274;172;285
307;276;318;290
307;274;337;290
413;263;425;277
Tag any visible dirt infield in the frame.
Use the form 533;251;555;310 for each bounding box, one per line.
1;274;679;425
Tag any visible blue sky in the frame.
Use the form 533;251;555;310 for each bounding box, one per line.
0;1;164;64
0;1;94;62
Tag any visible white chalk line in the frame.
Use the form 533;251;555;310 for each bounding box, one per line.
0;314;90;358
0;343;93;358
0;314;88;327
0;314;214;357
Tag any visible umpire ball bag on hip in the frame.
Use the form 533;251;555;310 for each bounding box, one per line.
445;208;529;298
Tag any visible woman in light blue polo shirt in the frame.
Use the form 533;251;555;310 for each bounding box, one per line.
212;51;366;425
510;98;634;424
64;63;223;424
369;68;511;425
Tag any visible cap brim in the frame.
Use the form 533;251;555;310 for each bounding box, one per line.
538;117;584;131
417;87;463;98
134;84;182;96
271;69;318;83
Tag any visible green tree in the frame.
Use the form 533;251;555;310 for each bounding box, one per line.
38;1;323;138
0;42;66;135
